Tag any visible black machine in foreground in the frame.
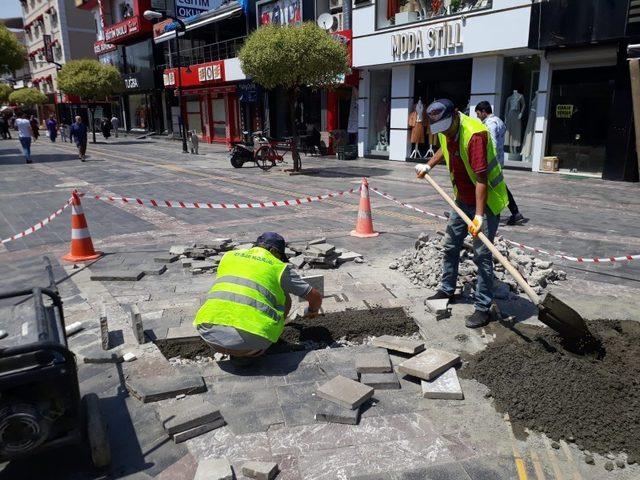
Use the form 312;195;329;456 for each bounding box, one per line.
0;257;110;469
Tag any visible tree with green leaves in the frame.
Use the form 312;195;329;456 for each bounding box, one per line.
9;87;47;107
58;59;122;143
0;24;26;75
0;83;13;103
239;22;349;171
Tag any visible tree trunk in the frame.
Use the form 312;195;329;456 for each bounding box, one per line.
288;89;301;171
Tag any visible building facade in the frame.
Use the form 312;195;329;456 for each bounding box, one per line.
20;0;96;119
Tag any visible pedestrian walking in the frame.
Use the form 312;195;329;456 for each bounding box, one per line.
475;101;525;225
100;117;112;140
0;115;8;140
110;114;119;138
60;120;69;143
15;112;33;164
46;114;58;143
69;115;88;161
30;115;40;141
415;99;509;329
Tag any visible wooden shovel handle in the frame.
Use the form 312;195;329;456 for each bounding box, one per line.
419;173;541;305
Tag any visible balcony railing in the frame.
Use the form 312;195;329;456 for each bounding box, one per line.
159;36;246;70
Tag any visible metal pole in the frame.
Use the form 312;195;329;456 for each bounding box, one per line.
629;57;640;177
175;27;188;153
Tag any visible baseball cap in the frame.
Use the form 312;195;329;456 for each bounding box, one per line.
255;232;286;258
426;99;456;134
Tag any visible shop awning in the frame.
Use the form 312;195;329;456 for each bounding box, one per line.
153;4;243;44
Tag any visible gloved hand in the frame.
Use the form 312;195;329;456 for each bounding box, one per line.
415;163;431;178
303;307;320;319
468;215;484;237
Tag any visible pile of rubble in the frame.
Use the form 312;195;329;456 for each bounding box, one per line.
166;237;363;274
389;232;567;296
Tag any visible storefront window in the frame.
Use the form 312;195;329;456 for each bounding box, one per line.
128;93;150;130
377;0;492;29
368;70;391;156
186;97;203;137
500;55;540;165
124;40;152;75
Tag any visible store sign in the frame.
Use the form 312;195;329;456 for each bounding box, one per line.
104;16;144;43
238;81;260;103
176;0;222;18
391;21;463;60
257;0;302;26
94;39;117;55
198;63;222;82
163;71;176;86
163;61;226;88
124;77;139;89
153;19;174;39
123;72;155;91
556;104;574;118
332;29;352;67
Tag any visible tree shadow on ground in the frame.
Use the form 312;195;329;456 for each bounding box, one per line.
0;152;84;165
294;166;393;178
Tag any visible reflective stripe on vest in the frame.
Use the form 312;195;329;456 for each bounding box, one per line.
438;113;509;216
206;291;281;322
213;275;280;307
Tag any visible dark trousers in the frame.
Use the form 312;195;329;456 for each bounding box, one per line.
507;186;519;216
77;140;87;157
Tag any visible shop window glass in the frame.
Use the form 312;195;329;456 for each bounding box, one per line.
187;99;203;137
377;0;491;29
500;55;540;165
128;93;150;130
368;70;391;156
212;98;226;139
124;41;152;74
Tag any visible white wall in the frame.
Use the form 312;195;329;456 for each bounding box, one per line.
224;58;247;82
389;64;414;161
469;55;504;118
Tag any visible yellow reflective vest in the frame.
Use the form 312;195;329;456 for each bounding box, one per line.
438;113;509;216
193;247;287;343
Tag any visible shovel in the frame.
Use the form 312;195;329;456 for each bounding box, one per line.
419;173;597;345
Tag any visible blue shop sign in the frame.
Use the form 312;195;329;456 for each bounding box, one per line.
238;82;261;103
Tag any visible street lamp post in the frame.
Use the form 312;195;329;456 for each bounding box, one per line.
144;10;189;153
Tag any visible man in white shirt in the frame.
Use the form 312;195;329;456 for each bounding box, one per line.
15;112;33;164
475;101;525;225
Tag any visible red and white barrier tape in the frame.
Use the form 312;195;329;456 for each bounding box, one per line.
369;185;640;263
89;188;358;209
1;197;72;244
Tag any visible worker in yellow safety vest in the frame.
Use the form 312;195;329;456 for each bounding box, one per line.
414;99;509;329
194;232;323;361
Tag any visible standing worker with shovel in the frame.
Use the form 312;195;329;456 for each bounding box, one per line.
415;99;509;329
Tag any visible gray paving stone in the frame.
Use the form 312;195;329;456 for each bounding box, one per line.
126;375;206;403
355;349;392;373
308;243;335;256
398;349;460;381
317;375;374;409
315;400;360;425
82;347;123;364
372;335;425;355
301;274;324;296
360;372;400;390
425;298;452;320
194;457;233;480
173;417;226;443
142;264;167;275
158;397;222;435
130;304;145;344
242;461;279;480
166;325;200;342
155;254;179;264
421;368;464;400
90;270;144;281
170;245;191;255
289;255;306;268
306;237;326;246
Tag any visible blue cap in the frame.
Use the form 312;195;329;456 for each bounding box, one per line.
426;99;456;134
255;232;286;257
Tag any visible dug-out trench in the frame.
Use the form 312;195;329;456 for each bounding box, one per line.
461;319;640;463
155;307;419;359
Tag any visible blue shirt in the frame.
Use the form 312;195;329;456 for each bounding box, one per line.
482;114;507;166
69;122;87;144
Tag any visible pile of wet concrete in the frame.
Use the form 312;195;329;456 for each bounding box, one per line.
389;232;567;297
462;319;640;470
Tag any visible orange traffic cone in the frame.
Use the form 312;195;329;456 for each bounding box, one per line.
62;190;102;262
350;178;379;238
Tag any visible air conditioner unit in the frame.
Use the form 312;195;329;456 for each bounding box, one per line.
330;12;343;32
329;0;343;10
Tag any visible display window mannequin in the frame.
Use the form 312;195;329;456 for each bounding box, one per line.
504;90;525;151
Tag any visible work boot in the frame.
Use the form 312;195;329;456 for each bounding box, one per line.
506;212;525;225
427;290;456;304
465;310;490;329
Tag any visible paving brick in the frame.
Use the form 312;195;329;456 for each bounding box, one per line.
337;251;363;263
355;349;392;373
130;304;145;344
194;457;233;480
306;237;326;246
90;270;144;281
289;255;306;269
425;298;452;320
180;258;193;268
82;347;123;364
371;335;425;355
166;325;200;342
242;461;279;480
142;264;167;275
158;397;222;435
317;375;374;409
300;274;324;296
155;254;179;264
170;245;192;255
398;349;460;381
421;367;464;400
315;400;360;425
359;372;400;390
126;375;206;403
173;417;226;443
308;243;335;256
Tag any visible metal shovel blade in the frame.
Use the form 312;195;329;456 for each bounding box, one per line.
538;293;595;342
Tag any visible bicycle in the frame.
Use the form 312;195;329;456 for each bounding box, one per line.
255;136;301;171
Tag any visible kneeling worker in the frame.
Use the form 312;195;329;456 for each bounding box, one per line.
194;232;323;358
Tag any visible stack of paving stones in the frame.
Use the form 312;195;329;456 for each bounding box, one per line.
288;237;364;270
169;238;237;275
389;232;567;296
157;396;225;443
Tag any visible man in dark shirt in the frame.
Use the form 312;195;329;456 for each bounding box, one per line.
69;115;88;162
415;99;507;328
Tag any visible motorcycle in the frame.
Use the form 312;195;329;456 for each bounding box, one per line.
229;131;265;168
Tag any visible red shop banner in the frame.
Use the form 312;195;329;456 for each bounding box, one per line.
163;60;226;88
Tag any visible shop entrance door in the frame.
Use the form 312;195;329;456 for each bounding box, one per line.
211;96;227;142
547;66;615;175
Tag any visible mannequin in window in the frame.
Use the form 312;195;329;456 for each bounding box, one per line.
504;90;525;151
521;93;537;162
408;98;425;158
375;96;390;151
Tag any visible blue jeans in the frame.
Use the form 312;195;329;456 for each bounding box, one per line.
19;137;31;161
440;201;500;312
